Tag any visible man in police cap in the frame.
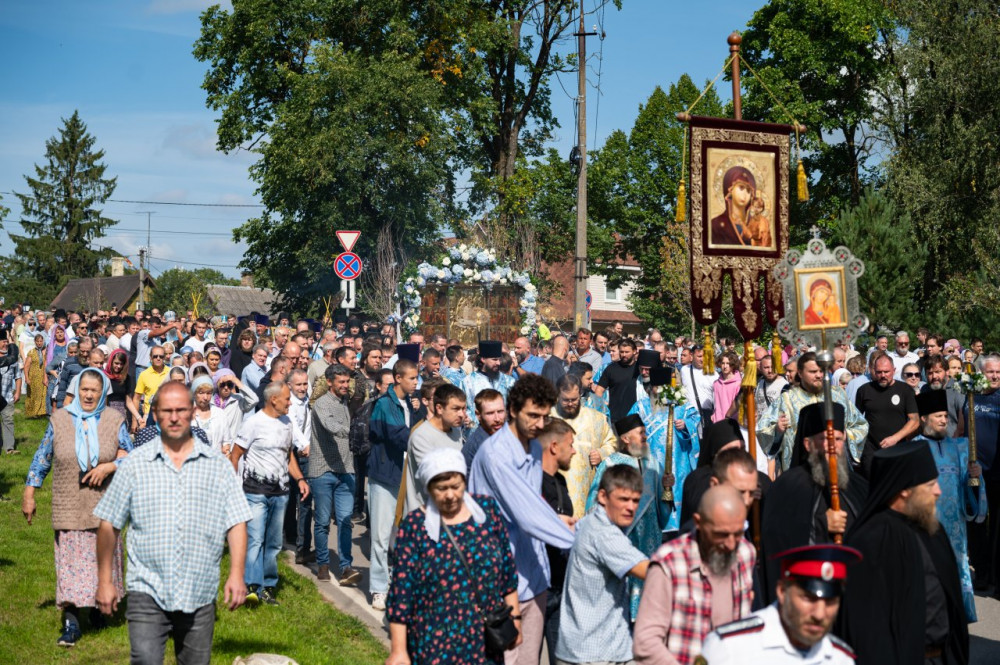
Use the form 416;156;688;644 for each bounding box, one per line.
461;340;515;430
701;544;862;664
840;441;968;665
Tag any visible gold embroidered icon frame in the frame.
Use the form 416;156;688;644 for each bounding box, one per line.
688;116;791;339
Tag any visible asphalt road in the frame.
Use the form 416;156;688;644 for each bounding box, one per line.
970;593;1000;664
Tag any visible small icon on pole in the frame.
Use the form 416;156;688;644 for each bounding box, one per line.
336;230;361;253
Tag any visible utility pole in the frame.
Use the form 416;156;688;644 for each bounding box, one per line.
137;212;153;312
138;247;146;311
573;2;597;331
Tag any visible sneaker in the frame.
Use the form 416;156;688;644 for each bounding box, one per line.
339;566;361;587
316;564;331;581
371;592;387;611
245;584;260;606
259;587;279;606
351;511;367;524
57;621;82;647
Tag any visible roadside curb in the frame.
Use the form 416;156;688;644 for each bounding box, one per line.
283;551;390;649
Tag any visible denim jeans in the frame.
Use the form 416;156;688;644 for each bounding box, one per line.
309;471;356;569
368;479;398;594
245;492;289;588
126;592;214;665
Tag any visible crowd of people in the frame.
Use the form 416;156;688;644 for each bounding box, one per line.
8;302;995;665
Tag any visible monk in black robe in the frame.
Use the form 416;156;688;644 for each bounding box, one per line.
840;442;969;665
759;403;868;606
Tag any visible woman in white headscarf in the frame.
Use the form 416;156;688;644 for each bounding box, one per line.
190;375;229;453
385;447;521;665
21;368;131;647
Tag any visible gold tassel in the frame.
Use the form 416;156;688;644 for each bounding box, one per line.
797;159;809;202
675;179;687;222
772;331;784;375
703;330;715;375
741;346;757;389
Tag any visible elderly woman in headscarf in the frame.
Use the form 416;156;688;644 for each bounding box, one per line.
212;368;258;450
191;374;229;453
44;325;71;414
21;367;131;647
386;447;520;665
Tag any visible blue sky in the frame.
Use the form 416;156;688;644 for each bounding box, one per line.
0;0;756;279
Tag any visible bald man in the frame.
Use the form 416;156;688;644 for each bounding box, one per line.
634;485;756;665
542;335;570;386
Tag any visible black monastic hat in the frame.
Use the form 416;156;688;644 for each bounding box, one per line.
478;340;503;359
614;414;645;437
916;389;949;417
396;343;421;364
637;349;660;368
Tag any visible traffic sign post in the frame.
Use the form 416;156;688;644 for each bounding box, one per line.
334;252;362;281
340;279;356;311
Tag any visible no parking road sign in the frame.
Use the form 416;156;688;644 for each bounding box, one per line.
334;252;362;281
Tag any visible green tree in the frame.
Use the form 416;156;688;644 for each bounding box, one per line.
151;268;239;315
7;111;117;304
587;77;725;331
830;188;926;331
739;0;894;237
196;2;454;312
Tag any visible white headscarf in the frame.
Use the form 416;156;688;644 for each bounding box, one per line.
416;447;486;542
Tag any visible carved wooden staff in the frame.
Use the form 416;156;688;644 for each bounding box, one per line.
662;405;675;502
816;350;842;543
964;362;980;488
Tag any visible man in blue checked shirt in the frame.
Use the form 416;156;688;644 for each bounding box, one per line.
94;381;251;665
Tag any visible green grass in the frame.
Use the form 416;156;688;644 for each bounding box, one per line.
0;403;388;664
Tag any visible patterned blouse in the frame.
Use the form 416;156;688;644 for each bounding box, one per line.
387;495;517;665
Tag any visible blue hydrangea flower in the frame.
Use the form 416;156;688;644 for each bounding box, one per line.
475;250;491;266
452;264;464;276
449;247;462;260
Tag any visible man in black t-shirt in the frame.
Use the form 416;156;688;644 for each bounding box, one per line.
538;418;576;665
594;338;639;422
855;354;919;477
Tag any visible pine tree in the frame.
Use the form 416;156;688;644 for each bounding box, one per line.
9;111;117;302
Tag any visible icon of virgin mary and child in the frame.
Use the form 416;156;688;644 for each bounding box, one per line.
709;166;772;249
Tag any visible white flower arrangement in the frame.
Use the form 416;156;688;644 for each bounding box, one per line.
399;244;539;335
953;371;991;395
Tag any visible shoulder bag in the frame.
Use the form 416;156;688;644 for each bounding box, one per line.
442;520;519;657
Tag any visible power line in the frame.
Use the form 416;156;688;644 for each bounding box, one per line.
0;191;263;208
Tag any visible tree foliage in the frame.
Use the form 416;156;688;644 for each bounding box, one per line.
739;0;894;241
196;1;453;312
830;188;926;330
587;77;724;331
6;111;117;305
151;268;239;315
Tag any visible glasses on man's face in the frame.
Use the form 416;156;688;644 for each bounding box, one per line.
151;354;165;360
903;372;920;378
898;341;910;347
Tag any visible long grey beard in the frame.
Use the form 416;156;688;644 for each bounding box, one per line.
706;548;739;576
808;446;851;490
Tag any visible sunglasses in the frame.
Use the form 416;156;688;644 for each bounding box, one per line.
218;382;234;389
151;354;166;359
903;372;920;378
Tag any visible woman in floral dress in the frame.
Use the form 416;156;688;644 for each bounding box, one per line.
23;333;48;418
21;368;132;647
386;448;520;665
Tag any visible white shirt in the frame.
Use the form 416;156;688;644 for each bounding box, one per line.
681;363;718;413
192;404;229;452
701;603;856;665
288;393;312;445
184;336;210;355
890;350;919;379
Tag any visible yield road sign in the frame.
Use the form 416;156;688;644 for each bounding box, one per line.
334;252;362;280
336;230;361;252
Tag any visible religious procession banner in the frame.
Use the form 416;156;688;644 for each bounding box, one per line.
688;116;792;339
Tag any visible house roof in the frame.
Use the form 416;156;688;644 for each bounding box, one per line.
204;284;278;317
50;275;154;312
